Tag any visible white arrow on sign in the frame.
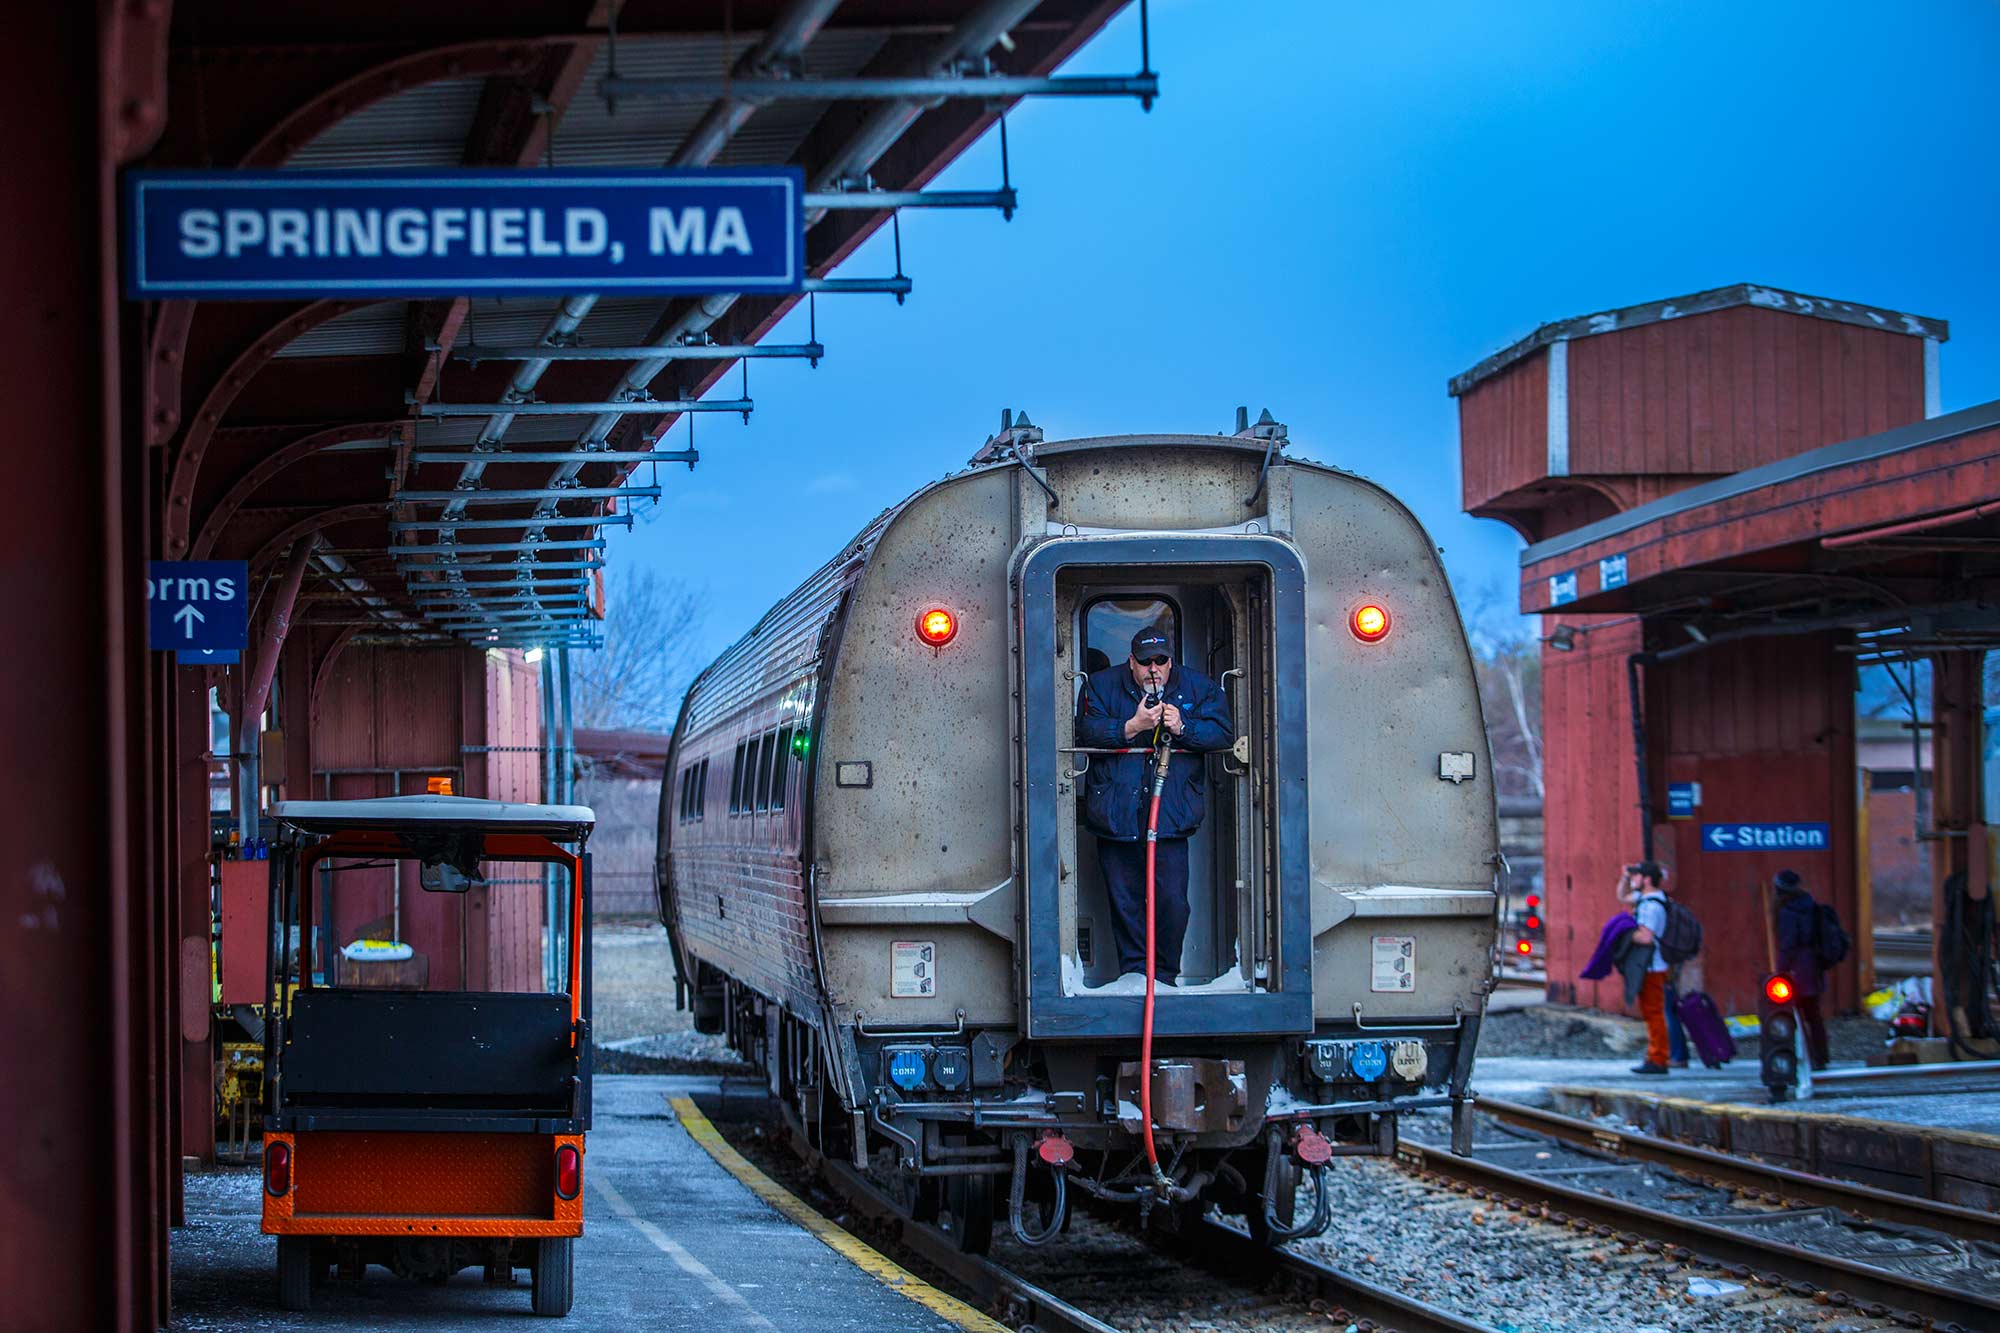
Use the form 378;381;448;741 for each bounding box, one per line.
1707;826;1736;848
174;604;205;638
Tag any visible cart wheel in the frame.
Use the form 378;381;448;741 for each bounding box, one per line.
940;1172;993;1255
277;1237;313;1312
531;1236;574;1317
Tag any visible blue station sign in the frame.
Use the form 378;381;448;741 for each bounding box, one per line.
1701;822;1830;853
149;561;249;653
1666;781;1700;819
1599;552;1628;590
124;167;804;300
1548;570;1578;606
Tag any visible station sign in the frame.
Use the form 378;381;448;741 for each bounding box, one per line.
177;648;241;666
123;167;804;300
1666;781;1700;819
1548;570;1578;606
1599;552;1628;590
149;561;249;652
1701;821;1829;852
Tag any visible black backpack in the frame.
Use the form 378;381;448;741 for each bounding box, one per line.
1649;894;1703;965
1813;902;1851;966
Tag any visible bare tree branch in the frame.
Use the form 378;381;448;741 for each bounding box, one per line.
570;567;706;733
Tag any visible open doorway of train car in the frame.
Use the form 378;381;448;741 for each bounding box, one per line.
1056;568;1272;992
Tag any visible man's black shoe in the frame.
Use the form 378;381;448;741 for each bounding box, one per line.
1629;1061;1669;1075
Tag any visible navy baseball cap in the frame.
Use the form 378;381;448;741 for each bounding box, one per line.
1774;869;1801;890
1130;625;1173;660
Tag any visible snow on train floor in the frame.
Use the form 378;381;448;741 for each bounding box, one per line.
171;1075;973;1332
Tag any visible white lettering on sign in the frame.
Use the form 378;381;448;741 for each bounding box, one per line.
148;575;237;602
174;206;639;264
649;206;756;257
1371;935;1416;993
891;940;936;999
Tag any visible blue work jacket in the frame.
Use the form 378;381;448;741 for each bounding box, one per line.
1074;663;1234;841
1775;888;1826;996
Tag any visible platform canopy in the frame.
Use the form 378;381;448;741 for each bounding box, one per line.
145;0;1151;651
270;794;596;838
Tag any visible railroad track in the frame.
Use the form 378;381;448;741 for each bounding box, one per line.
1394;1098;2000;1332
741;1096;1492;1333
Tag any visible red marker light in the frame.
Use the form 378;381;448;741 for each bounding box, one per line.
1525;894;1540;909
1524;915;1542;931
1350;603;1391;643
1516;939;1533;955
265;1139;292;1197
1764;974;1795;1005
555;1143;581;1200
916;608;957;647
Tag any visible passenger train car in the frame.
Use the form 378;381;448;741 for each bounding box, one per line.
656;413;1498;1250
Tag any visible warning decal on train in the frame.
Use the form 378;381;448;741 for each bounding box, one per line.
891;940;936;998
1371;935;1416;992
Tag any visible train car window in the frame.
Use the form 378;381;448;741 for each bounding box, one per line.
696;758;708;822
771;727;792;811
729;741;747;814
1084;597;1180;673
755;730;779;812
679;767;691;822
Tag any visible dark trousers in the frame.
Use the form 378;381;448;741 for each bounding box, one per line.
1096;836;1190;982
1798;992;1830;1070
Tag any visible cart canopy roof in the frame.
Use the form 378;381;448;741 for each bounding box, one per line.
269;795;595;841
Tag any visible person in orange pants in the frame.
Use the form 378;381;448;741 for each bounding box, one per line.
1623;861;1674;1075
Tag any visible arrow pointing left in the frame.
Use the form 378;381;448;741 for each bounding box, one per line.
174;604;205;638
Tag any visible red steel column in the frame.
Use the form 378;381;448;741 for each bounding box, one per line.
0;2;160;1328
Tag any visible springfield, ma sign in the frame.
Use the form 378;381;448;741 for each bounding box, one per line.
124;167;804;299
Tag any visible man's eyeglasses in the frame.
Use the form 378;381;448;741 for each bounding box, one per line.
1136;655;1171;667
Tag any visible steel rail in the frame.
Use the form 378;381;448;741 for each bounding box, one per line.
811;1153;1118;1333
1475;1096;2000;1246
1396;1137;2000;1330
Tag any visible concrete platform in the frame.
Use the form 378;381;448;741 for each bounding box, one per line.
170;1074;970;1331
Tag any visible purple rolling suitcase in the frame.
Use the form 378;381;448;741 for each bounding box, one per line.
1678;990;1736;1068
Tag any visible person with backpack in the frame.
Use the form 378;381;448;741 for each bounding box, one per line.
1774;868;1846;1070
1621;860;1683;1075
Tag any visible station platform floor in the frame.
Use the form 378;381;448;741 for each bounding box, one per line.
1475;1053;2000;1138
170;1074;979;1331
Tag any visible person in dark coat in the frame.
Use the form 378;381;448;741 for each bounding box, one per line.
1773;868;1833;1070
1074;622;1233;984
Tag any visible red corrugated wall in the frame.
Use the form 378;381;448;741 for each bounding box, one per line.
1459;349;1549;512
1566;307;1927;477
1539;616;1645;1011
479;649;544;992
1657;635;1857;1017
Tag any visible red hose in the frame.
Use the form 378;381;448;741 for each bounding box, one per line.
1140;730;1171;1183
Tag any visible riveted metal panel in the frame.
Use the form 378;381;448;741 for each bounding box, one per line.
283;74;489;169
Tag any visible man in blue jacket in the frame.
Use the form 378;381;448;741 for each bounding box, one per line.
1074;623;1234;984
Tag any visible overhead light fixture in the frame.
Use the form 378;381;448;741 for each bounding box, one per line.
1546;625;1580;652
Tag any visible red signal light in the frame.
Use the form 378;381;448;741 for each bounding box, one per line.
264;1139;292;1197
1524;915;1542;931
1764;974;1795;1005
916;608;957;648
555;1143;581;1200
1516;939;1533;955
1525;894;1540;909
1350;603;1391;643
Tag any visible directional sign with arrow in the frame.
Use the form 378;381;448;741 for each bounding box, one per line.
148;561;248;653
1701;821;1830;853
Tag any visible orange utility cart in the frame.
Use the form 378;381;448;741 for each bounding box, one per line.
260;796;594;1317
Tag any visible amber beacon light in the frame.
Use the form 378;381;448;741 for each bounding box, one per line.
917;607;958;647
1350;603;1391;642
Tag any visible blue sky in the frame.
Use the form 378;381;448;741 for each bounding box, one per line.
616;0;2000;666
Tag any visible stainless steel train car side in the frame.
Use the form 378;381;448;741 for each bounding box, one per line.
658;427;1498;1246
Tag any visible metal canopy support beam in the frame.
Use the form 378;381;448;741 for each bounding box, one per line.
391;539;606;555
412;397;750;418
804;189;1016;211
389;514;633;532
804;275;911;296
447;341;822;364
409;450;696;466
394;485;659;504
599;72;1159;103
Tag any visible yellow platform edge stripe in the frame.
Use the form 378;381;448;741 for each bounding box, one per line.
1552;1084;2000;1151
669;1095;1012;1333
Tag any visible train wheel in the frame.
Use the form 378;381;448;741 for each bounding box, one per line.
939;1171;993;1255
276;1237;313;1312
1245;1155;1298;1246
531;1237;574;1317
